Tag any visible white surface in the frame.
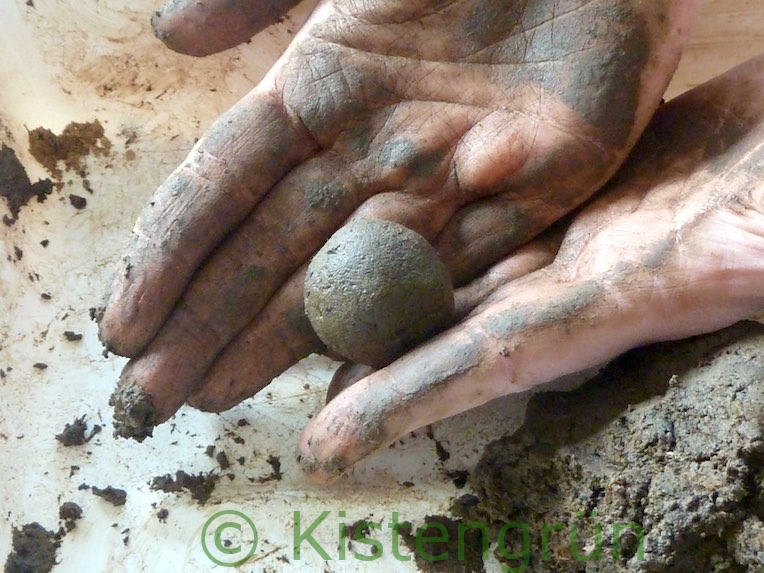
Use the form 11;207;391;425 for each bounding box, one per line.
1;0;763;572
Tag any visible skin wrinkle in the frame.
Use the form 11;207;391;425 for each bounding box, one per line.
105;0;697;440
462;1;652;146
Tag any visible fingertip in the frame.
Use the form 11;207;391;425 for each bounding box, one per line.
151;0;304;57
297;448;348;485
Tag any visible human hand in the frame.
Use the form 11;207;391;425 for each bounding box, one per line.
98;0;695;439
299;53;764;482
151;0;309;57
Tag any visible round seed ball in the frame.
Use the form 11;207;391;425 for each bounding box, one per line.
305;219;455;368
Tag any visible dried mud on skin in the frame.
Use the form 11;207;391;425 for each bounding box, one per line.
453;321;764;573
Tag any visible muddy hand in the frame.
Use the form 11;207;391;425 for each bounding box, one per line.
99;0;695;439
299;54;764;483
151;0;308;56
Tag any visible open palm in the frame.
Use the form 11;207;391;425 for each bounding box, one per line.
99;0;694;439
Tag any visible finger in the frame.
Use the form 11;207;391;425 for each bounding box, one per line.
109;151;373;432
453;223;566;318
151;0;306;57
319;228;564;405
186;265;323;412
188;187;462;412
191;206;563;413
98;89;319;357
297;270;649;483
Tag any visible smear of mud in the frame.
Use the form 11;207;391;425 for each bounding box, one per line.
0;144;53;225
28;120;111;181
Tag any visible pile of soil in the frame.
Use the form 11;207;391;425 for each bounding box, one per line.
452;321;764;572
3;523;59;573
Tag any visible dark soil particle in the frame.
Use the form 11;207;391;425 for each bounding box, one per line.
32;363;47;370
68;194;87;210
266;454;282;481
216;451;230;470
452;321;764;572
150;471;219;505
55;416;100;446
0;144;53;226
157;508;169;523
397;515;486;573
3;523;59;573
58;502;83;522
92;486;127;506
63;331;82;342
55;417;86;446
445;470;470;489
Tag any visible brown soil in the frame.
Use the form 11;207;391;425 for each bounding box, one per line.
28;120;111;181
397;515;487;573
0;144;53;225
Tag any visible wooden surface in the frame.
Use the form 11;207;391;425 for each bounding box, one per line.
668;0;764;98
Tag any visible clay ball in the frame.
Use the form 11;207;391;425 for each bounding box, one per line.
305;219;455;368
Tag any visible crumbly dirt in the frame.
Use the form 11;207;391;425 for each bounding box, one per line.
68;194;87;210
3;522;59;573
91;486;127;506
55;416;101;446
150;471;219;505
397;515;487;573
109;379;157;441
58;502;83;532
451;321;764;573
0;144;53;226
58;502;82;522
28;120;111;182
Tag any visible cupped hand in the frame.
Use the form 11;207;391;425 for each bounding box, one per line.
98;0;695;439
300;53;764;482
